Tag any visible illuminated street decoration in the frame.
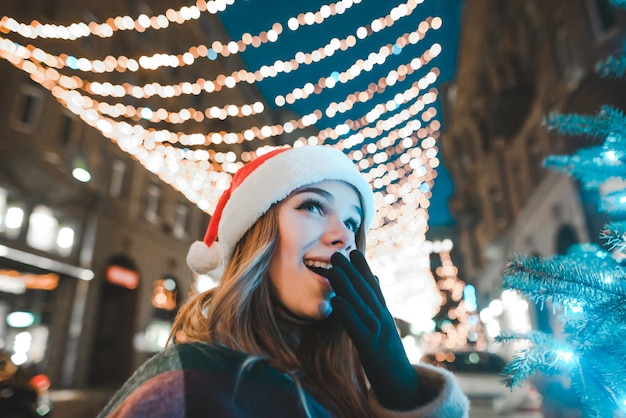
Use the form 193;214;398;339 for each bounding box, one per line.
1;0;454;332
0;1;237;40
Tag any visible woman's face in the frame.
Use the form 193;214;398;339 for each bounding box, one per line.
268;180;363;320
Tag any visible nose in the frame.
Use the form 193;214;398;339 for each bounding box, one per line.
323;216;355;253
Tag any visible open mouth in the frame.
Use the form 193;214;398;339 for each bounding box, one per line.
304;259;332;276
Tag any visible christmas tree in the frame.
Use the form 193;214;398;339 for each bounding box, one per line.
496;2;626;416
422;246;487;352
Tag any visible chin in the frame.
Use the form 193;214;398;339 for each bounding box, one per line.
295;302;331;321
317;299;333;319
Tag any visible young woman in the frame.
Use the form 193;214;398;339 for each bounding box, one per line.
99;145;469;417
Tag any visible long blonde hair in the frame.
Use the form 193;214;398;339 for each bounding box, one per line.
170;204;372;417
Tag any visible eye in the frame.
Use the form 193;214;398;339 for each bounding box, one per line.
297;198;325;215
344;217;360;233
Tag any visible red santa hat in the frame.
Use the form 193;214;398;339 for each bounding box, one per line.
186;145;375;274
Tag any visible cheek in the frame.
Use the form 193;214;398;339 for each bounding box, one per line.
276;214;302;251
267;242;299;296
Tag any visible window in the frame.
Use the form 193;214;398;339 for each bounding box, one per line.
555;224;579;255
11;85;44;133
59;112;82;146
468;230;482;272
26;205;76;256
55;225;75;256
488;186;506;225
109;158;127;198
173;202;189;239
511;162;526;205
456;135;473;176
527;135;544;185
80;10;99;50
28;207;58;252
151;278;178;311
586;0;616;39
0;187;26;240
554;26;583;85
145;182;161;223
476;119;490;154
0;280;57;370
137;277;179;353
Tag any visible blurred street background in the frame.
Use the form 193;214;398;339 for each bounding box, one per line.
0;0;625;416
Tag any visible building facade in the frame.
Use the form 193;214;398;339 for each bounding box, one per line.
0;0;277;393
441;0;626;340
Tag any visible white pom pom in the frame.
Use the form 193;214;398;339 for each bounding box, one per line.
186;240;222;274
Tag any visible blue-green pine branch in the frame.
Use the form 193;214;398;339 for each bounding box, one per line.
503;253;626;307
544;146;626;189
562;299;626;348
497;304;626;415
496;331;574;388
544;106;626;141
610;0;626;9
596;53;626;78
600;221;626;252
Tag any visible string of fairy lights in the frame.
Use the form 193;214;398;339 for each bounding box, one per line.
0;0;237;39
0;1;439;145
1;0;461;330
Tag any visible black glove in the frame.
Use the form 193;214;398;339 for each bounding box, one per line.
326;250;431;410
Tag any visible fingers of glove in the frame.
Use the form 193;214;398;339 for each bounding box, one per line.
325;267;378;332
330;252;381;313
330;296;374;345
349;250;386;306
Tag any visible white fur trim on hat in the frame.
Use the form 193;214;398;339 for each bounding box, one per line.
186;240;222;274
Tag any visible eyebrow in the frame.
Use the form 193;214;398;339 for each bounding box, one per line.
293;187;363;220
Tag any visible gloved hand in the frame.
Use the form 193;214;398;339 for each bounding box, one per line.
326;250;432;410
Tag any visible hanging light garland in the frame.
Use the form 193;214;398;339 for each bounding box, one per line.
75;3;433;100
2;0;454;333
0;1;436;104
0;0;371;67
0;0;445;206
0;1;235;40
0;0;376;42
0;0;441;149
275;35;440;107
0;16;443;223
1;34;439;148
